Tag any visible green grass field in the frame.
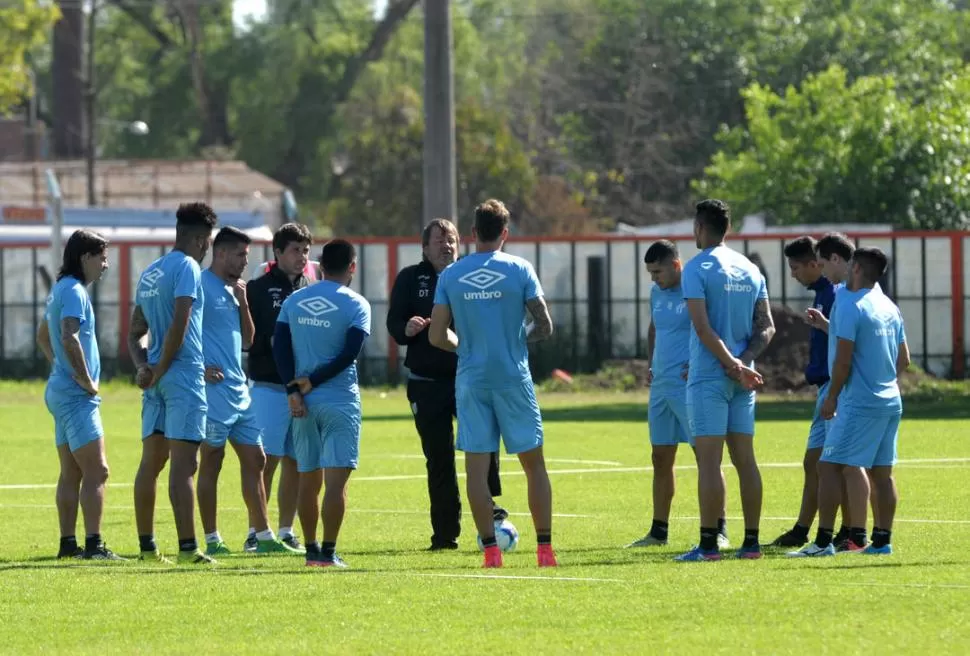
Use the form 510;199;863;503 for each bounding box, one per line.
2;381;970;654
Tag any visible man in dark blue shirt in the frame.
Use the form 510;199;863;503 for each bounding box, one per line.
771;236;838;548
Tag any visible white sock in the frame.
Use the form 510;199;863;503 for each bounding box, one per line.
256;529;275;541
279;526;294;539
205;531;222;544
247;527;256;538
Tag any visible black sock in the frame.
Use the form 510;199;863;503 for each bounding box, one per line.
699;527;718;551
717;518;728;537
138;534;156;553
537;532;551;546
305;541;321;555
60;535;78;551
650;520;669;541
742;529;759;549
834;525;848;543
849;526;867;547
321;541;336;559
482;535;498;549
84;534;102;551
178;538;197;553
815;527;834;548
871;528;892;548
792;523;810;540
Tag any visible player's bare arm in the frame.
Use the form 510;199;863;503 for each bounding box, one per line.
60;316;97;395
646;320;655;384
686;299;762;388
821;338;855;419
805;307;829;333
235;280;255;350
153;296;194;380
36;318;54;365
896;340;911;374
739;299;776;363
127;305;150;368
525;296;554;343
428;304;459;352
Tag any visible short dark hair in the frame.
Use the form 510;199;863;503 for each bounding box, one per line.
213;226;252;250
644;239;679;264
58;229;108;283
175;202;218;240
852;247;889;282
320;239;356;275
783;236;818;263
422;218;459;247
272;222;313;255
474;199;510;242
695;199;730;238
815;232;855;261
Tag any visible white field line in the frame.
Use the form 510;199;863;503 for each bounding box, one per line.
671;515;970;525
381;454;624;467
2;457;969;491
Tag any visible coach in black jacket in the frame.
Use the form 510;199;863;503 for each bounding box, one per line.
387;218;507;551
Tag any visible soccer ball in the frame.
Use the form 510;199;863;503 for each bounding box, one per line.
477;519;519;553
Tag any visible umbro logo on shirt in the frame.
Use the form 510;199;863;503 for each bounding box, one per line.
139;268;164;299
297;296;338;327
459;268;506;300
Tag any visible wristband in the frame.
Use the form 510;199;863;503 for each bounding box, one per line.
286;383;301;395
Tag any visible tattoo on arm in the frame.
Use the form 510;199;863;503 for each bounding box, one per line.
646;320;656;363
740;299;776;363
127;305;150;367
37;318;54;365
60;317;91;380
525;296;554;343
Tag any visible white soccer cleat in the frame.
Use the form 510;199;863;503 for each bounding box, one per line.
786;542;836;558
716;533;731;550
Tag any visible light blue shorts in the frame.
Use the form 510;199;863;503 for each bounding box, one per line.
204;405;263;449
45;386;103;453
648;387;690;447
292;402;361;473
141;372;207;442
821;408;900;468
456;381;543;455
686;377;756;440
251;384;295;458
807;382;831;450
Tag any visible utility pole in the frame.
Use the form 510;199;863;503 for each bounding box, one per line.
422;0;457;229
85;1;97;207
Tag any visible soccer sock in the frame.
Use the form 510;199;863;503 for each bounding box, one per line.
699;527;718;551
248;527;256;538
481;535;498;549
871;528;892;548
650;520;669;541
834;525;848;543
256;529;275;541
84;534;102;551
178;538;198;553
792;523;810;541
279;526;294;539
815;527;834;549
717;518;728;537
742;529;759;549
204;531;222;545
321;541;336;559
138;534;157;553
537;532;552;546
60;536;78;551
849;526;867;546
305;541;321;555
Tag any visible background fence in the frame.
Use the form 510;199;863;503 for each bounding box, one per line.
0;231;966;384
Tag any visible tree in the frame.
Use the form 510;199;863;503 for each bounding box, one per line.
0;0;59;113
694;64;970;229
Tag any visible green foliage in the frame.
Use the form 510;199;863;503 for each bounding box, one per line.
0;0;59;114
695;65;970;228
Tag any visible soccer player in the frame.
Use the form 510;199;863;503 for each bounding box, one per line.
675;199;774;562
387;218;507;551
245;223;317;552
37;229;122;561
429;199;558;569
196;227;301;556
770;236;837;548
273;239;371;568
626;240;730;549
128;202;218;565
788;247;907;557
